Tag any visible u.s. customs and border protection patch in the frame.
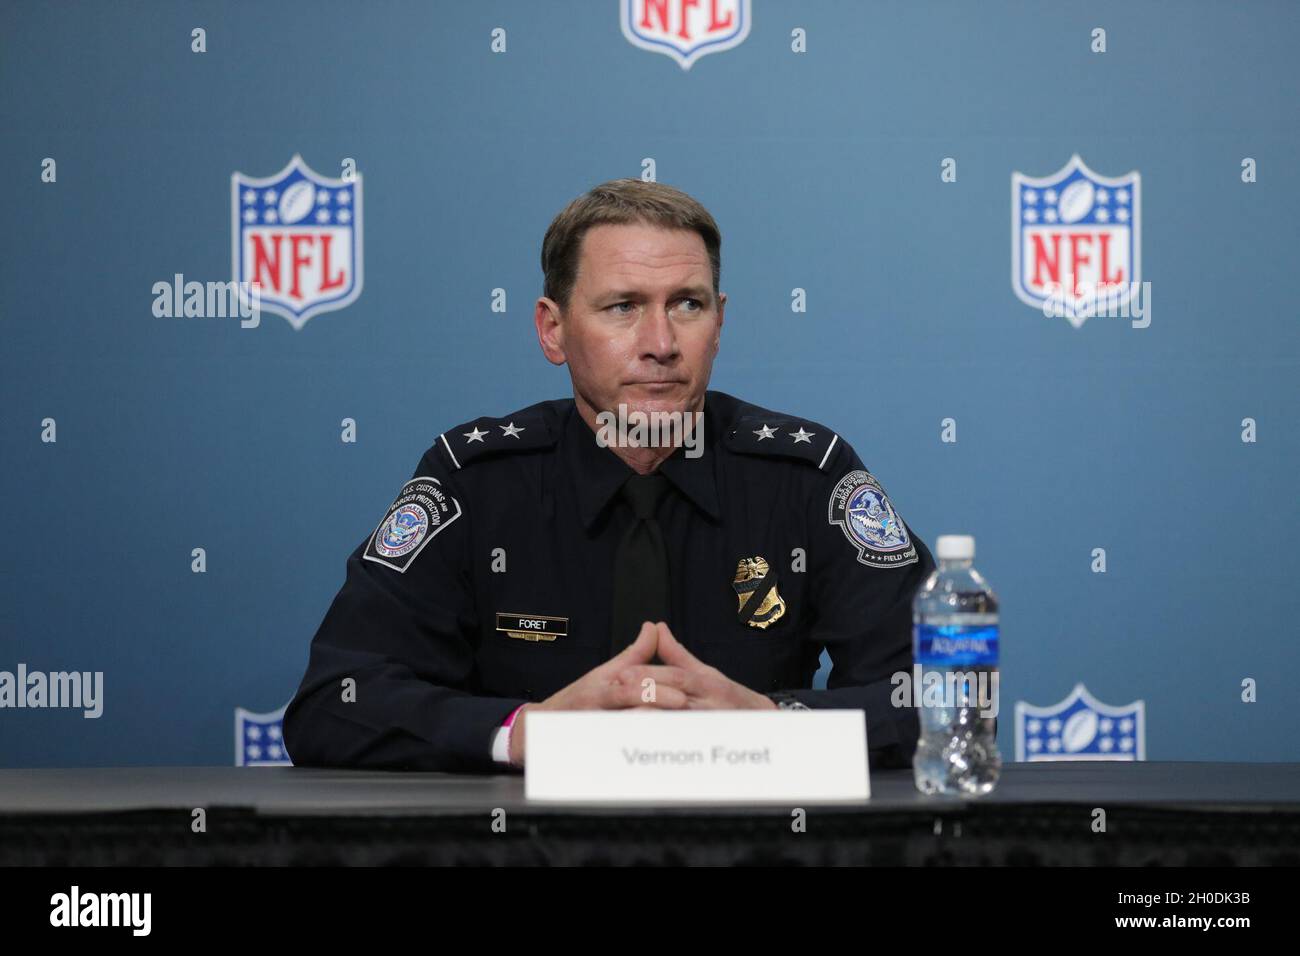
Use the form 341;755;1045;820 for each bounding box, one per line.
828;470;918;568
732;556;786;629
363;476;462;572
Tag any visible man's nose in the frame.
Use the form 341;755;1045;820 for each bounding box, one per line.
637;303;678;360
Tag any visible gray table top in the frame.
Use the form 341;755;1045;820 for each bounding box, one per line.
1;762;1297;816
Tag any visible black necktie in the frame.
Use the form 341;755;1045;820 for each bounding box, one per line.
609;473;672;656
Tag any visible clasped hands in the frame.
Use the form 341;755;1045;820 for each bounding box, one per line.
507;621;775;766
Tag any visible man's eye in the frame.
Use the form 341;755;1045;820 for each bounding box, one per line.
676;298;703;313
609;302;635;314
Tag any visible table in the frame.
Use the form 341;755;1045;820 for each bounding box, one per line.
2;762;1298;866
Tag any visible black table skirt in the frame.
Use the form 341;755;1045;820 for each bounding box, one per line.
2;762;1298;866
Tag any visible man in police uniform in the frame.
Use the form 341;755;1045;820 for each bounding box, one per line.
283;179;935;773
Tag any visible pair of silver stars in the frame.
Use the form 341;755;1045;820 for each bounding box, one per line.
463;422;524;443
754;424;815;443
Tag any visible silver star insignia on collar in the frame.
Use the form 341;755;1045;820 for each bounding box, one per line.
790;427;815;444
463;426;488;443
500;422;525;438
753;424;777;440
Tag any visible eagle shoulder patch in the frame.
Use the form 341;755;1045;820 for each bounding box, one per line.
363;475;462;572
828;470;918;568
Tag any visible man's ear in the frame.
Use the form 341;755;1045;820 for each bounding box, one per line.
713;291;726;351
535;297;567;366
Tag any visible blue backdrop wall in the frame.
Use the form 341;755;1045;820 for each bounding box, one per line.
3;0;1297;766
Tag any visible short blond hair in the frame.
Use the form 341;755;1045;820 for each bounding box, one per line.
540;178;722;310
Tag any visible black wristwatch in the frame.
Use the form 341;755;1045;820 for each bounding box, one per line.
766;692;812;711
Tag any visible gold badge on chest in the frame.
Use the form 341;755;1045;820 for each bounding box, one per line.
732;556;786;629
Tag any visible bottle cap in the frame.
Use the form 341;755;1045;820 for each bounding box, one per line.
936;534;975;560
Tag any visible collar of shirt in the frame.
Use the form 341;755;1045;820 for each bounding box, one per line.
564;397;722;531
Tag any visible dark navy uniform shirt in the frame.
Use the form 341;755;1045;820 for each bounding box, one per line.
283;390;935;773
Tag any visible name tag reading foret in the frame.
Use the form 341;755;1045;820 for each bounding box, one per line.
524;710;870;803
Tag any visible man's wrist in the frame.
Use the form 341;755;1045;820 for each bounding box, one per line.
491;703;528;767
506;703;530;767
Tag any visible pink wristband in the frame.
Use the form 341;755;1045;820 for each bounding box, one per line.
503;703;526;728
502;704;527;766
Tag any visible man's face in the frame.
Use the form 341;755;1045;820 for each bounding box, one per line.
536;222;725;421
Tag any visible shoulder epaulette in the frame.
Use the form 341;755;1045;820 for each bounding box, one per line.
434;402;558;471
723;407;842;473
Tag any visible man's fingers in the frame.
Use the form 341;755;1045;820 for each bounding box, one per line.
604;621;659;671
604;679;688;710
653;621;702;668
615;664;696;696
627;620;660;660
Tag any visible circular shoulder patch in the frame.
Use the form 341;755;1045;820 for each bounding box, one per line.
376;503;430;559
827;470;918;568
363;476;462;573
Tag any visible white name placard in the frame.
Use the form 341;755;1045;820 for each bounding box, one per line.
524;710;870;803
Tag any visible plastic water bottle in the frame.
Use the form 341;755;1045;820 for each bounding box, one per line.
912;534;1001;796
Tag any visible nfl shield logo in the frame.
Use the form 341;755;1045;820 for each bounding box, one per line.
231;155;363;330
235;702;293;766
621;0;751;70
1012;155;1140;327
1015;683;1145;762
